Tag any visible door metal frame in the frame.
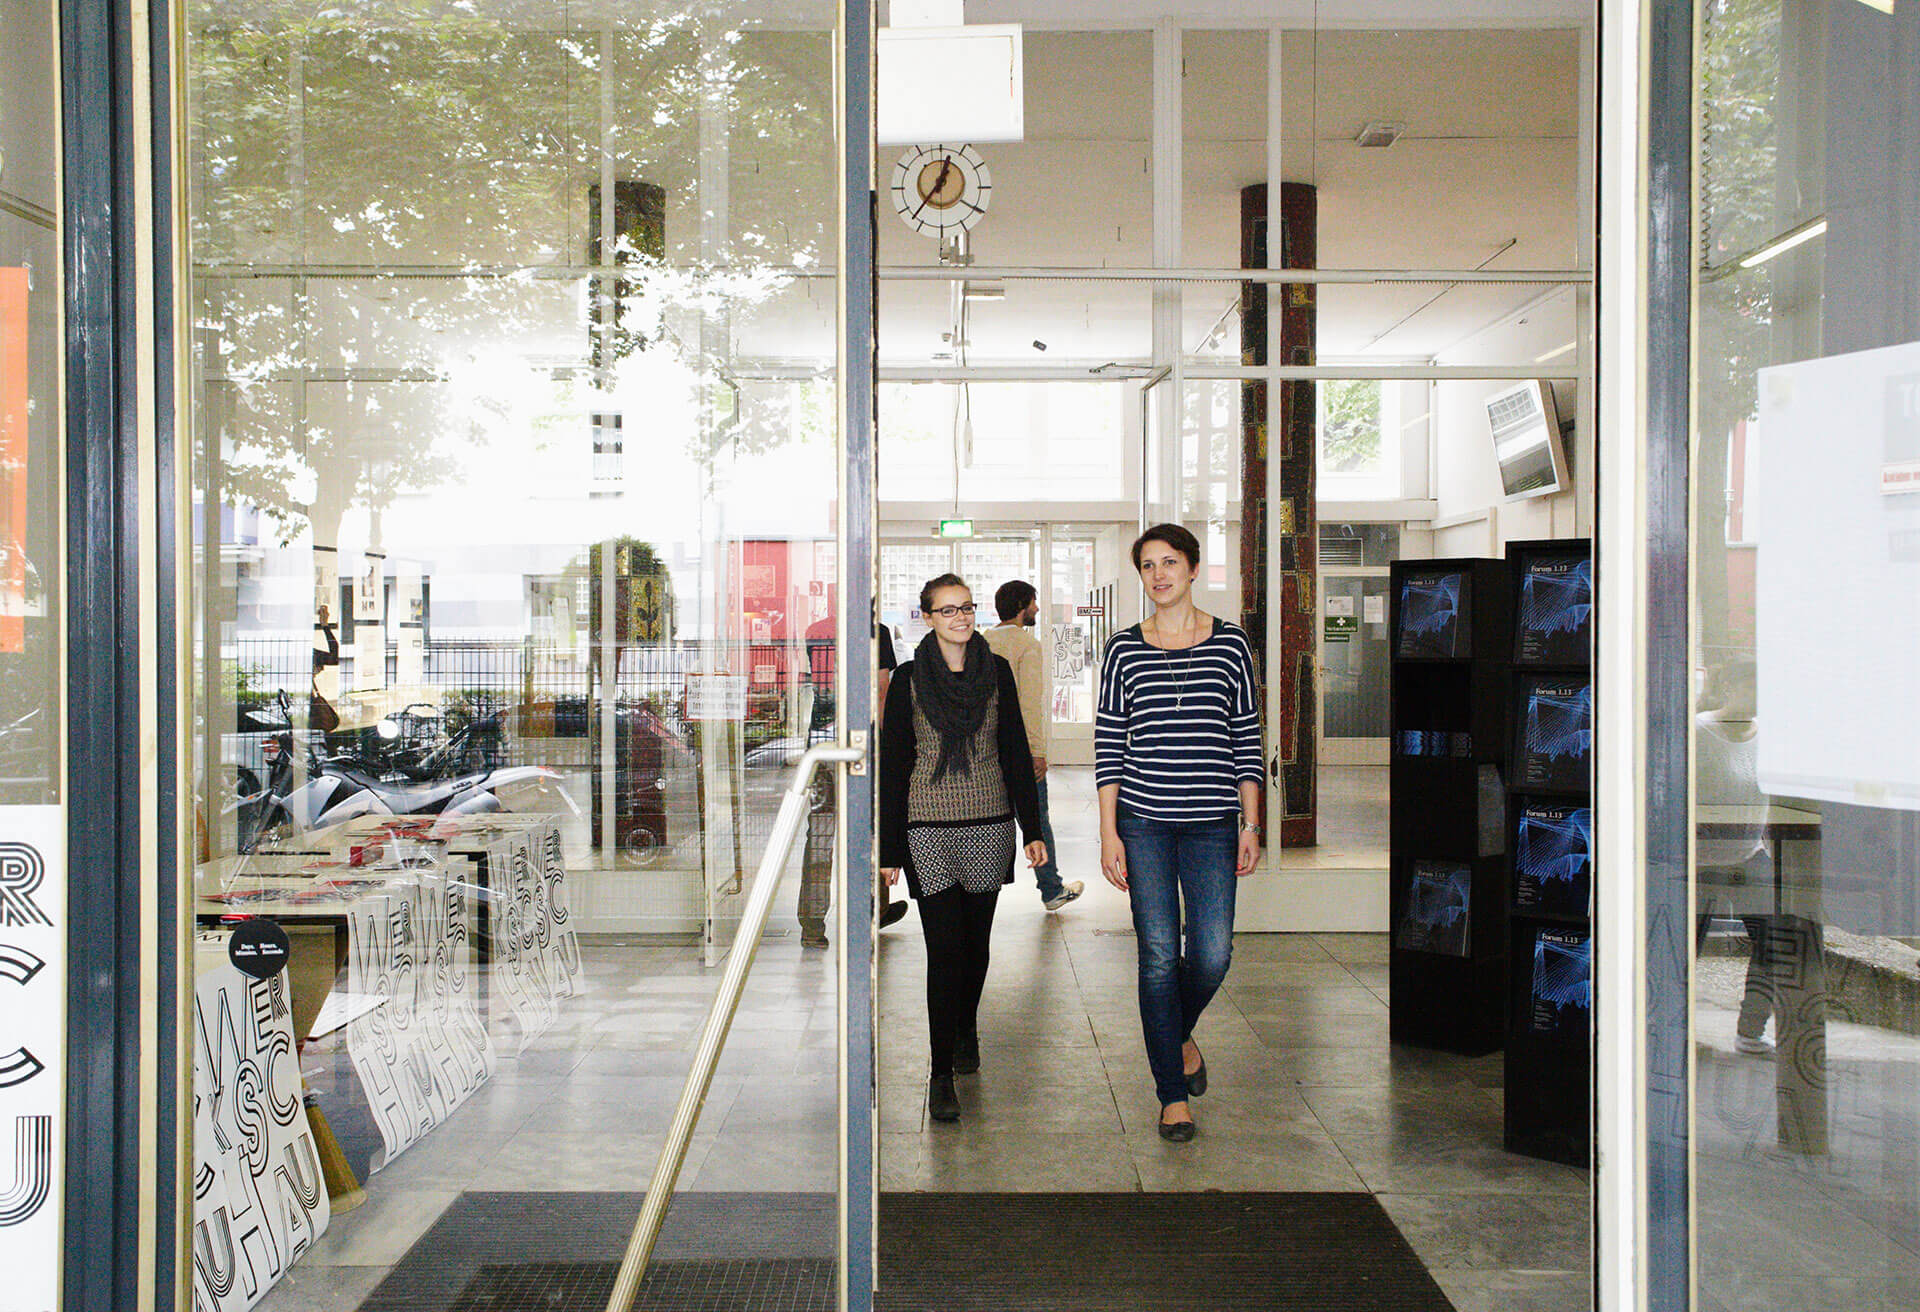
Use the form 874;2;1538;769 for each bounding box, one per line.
1593;0;1692;1308
836;0;878;1305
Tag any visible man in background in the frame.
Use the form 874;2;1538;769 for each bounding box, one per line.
984;580;1083;911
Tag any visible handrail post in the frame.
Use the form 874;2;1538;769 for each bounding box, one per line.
602;743;864;1312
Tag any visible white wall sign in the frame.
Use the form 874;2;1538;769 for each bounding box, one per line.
0;806;63;1312
686;673;747;720
1755;340;1920;808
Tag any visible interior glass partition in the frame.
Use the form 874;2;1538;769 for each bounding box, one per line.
1689;2;1920;1307
182;4;848;1309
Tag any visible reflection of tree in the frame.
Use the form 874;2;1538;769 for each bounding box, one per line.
190;10;834;534
1319;379;1382;474
563;537;677;671
1696;0;1785;656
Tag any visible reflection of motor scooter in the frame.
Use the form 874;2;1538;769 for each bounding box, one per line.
226;692;575;852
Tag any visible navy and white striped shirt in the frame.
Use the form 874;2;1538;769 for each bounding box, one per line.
1095;618;1264;821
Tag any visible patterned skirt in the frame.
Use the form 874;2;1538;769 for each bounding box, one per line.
906;818;1016;897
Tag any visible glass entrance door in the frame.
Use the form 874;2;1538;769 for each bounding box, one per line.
180;5;867;1311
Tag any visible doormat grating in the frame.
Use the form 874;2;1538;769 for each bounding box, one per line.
367;1191;1453;1312
448;1260;833;1312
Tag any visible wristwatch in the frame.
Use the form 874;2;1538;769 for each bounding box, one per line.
1240;817;1261;833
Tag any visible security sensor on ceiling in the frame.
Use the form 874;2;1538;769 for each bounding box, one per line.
1355;121;1406;148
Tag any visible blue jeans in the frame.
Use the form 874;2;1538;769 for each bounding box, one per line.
1032;776;1064;902
1116;806;1239;1106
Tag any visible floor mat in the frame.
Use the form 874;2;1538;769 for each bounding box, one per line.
876;1193;1454;1312
366;1191;1453;1312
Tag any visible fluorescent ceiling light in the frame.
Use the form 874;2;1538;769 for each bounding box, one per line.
1852;0;1894;13
1533;340;1577;363
1740;218;1827;268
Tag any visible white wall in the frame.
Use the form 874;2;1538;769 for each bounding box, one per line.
1429;286;1591;556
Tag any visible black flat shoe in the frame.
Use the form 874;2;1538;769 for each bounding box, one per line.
953;1032;980;1075
1158;1115;1196;1143
929;1075;961;1123
879;900;908;928
1185;1056;1207;1098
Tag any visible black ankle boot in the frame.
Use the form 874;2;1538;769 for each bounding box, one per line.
929;1074;961;1123
953;1031;980;1075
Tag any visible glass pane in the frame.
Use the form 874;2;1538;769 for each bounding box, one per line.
1322;578;1390;740
1048;536;1101;729
1319;522;1402;569
1691;2;1919;1308
959;536;1035;627
1176;380;1243;614
185;5;844;1306
1300;28;1582;368
877;31;1149;273
878;278;1152;369
1183;29;1266;275
878;380;1129;502
880;542;952;650
0;0;60;805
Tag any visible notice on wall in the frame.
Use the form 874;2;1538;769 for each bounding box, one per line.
1755;341;1920;808
1363;594;1386;626
0;807;62;1312
687;673;747;720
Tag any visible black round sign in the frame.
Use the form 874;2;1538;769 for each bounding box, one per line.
228;918;292;980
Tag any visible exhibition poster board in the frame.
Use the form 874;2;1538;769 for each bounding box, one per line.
0;806;63;1312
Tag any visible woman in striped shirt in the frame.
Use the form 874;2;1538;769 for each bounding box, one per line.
1096;523;1264;1141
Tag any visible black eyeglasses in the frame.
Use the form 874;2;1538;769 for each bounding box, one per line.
929;603;977;618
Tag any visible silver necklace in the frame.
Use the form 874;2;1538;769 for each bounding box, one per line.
1154;618;1202;711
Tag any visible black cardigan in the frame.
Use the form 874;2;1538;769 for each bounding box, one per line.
879;655;1042;899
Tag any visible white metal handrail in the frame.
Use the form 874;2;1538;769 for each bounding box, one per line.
603;743;865;1312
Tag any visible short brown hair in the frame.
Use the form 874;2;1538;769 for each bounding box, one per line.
919;572;970;616
1131;523;1202;571
994;579;1037;621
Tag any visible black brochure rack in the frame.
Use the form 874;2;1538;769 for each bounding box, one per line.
1387;557;1513;1054
1502;538;1593;1166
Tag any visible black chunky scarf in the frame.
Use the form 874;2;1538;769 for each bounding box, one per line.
913;630;997;781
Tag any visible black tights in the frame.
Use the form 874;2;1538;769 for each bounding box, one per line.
917;884;1000;1077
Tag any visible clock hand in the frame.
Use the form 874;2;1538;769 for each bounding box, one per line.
932;158;955;200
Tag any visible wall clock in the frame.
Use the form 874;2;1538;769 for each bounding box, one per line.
890;144;992;238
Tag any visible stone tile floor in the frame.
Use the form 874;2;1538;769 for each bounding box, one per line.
270;767;1596;1312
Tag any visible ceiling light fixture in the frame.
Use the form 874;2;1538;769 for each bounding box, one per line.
1533;340;1577;363
1355;121;1405;148
1851;0;1893;13
1739;217;1827;268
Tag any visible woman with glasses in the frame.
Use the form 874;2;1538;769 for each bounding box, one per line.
1096;524;1263;1141
880;573;1047;1124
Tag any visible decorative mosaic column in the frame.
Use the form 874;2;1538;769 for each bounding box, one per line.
1239;182;1317;848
